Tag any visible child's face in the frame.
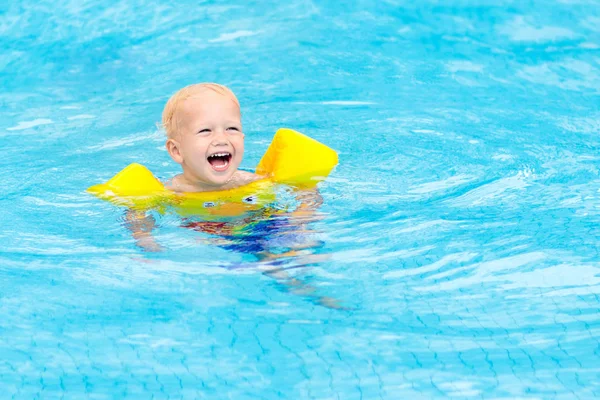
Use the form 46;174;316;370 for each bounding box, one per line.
168;90;244;188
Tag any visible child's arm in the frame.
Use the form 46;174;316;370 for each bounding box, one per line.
123;209;162;252
293;187;324;215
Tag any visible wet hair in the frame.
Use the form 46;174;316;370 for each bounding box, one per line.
161;83;240;138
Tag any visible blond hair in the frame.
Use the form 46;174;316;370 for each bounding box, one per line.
162;83;240;138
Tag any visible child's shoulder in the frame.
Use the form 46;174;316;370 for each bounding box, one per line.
231;170;266;186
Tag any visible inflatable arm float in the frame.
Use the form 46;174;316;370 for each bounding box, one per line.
87;128;338;217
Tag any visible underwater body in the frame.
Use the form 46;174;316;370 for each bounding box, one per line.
1;0;600;398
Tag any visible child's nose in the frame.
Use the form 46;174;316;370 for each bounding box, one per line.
211;129;229;145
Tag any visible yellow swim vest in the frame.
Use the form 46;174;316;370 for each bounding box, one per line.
87;128;338;217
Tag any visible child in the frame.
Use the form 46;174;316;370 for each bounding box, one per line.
161;83;263;192
124;83;344;308
129;81;317;249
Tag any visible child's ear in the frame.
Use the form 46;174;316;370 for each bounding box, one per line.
166;139;183;164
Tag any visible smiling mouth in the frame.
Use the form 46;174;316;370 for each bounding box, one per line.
207;152;232;171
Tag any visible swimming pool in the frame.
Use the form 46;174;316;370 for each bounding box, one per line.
1;0;599;398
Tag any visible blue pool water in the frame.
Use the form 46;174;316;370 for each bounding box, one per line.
2;1;600;398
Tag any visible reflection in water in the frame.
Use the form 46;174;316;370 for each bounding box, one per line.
125;188;345;309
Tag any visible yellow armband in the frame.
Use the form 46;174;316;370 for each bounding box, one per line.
87;128;338;217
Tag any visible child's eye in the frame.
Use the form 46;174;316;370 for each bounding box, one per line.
226;126;240;132
198;128;211;135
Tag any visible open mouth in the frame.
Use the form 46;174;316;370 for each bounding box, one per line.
207;152;232;171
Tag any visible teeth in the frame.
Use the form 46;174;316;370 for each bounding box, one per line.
209;152;231;158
